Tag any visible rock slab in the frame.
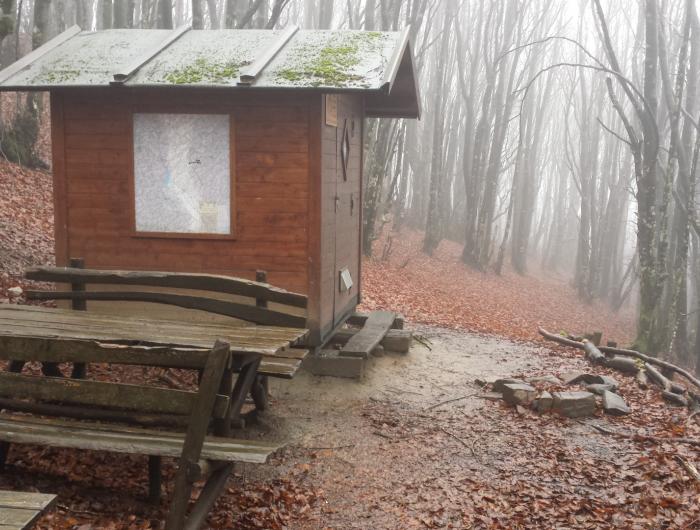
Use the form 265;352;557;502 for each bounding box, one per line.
492;378;525;393
586;383;616;396
536;391;553;413
552;391;596;418
502;383;536;406
602;390;630;416
527;375;561;385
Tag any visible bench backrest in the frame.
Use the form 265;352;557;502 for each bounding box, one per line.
24;260;308;329
0;339;241;433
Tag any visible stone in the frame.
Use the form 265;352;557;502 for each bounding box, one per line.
371;345;385;358
602;390;630;416
563;372;601;386
477;392;503;401
605;356;639;374
586;383;616;396
536;391;553;413
598;375;619;388
662;391;688;407
492;378;525;393
7;286;22;298
502;383;536;406
303;350;364;379
562;372;589;385
552;391;596;418
527;375;561;385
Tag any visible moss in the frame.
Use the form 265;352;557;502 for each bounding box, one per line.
164;57;249;84
276;31;387;87
38;69;81;83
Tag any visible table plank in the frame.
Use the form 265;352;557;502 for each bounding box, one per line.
0;490;56;529
0;305;308;358
0;305;307;343
0;491;55;511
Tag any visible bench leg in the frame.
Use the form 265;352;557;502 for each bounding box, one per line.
182;463;233;530
0;442;10;470
250;375;269;411
71;363;87;379
229;359;261;428
8;360;25;373
148;456;161;504
41;362;63;377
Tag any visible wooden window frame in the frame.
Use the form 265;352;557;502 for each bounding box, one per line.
128;108;237;241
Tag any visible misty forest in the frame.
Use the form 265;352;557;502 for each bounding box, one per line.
0;0;699;529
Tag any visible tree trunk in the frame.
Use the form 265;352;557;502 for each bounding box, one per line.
192;0;204;28
156;0;172;28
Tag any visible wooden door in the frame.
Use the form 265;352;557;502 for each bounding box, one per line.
333;98;361;325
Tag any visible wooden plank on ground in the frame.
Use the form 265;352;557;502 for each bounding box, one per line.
339;311;396;359
0;414;278;463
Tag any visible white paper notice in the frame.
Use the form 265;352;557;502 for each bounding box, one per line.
133;113;230;234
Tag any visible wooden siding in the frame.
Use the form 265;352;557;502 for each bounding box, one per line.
317;94;363;339
52;89;311;295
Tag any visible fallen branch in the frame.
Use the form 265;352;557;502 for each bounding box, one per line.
675;455;700;483
538;327;700;390
424;394;477;411
580;421;700;447
438;426;476;456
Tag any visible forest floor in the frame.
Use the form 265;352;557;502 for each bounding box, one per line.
0;159;698;529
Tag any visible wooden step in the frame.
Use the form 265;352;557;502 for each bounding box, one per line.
0;414;278;463
339;311;396;359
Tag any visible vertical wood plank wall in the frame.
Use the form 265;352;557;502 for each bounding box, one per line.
53;89;311;294
317;94;363;340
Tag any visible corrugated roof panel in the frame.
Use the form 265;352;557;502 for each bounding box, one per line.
128;29;282;86
4;30;168;87
256;30;398;90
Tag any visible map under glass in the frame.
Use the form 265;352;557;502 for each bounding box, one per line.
133;113;230;234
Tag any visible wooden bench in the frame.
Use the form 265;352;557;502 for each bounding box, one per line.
0;490;56;529
0;339;279;530
23;260;310;409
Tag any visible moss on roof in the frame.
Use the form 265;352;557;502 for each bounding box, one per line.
275;31;389;87
164;57;251;85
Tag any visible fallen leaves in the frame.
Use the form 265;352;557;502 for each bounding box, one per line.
360;227;636;346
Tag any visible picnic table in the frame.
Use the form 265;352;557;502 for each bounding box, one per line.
0;303;309;529
0;304;309;382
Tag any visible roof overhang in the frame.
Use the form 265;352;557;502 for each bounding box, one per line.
365;32;421;119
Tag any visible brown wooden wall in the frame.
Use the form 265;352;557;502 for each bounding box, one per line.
51;89;312;295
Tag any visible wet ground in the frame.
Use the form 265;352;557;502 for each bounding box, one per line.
242;325;699;529
8;324;698;529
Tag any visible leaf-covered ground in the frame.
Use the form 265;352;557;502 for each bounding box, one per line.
361;228;636;346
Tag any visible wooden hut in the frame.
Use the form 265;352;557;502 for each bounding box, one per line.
0;25;420;346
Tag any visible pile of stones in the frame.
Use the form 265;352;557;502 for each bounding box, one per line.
486;372;630;418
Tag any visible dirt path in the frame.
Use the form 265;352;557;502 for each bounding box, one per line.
244;325;699;529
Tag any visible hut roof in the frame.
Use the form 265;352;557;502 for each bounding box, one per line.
0;26;420;119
